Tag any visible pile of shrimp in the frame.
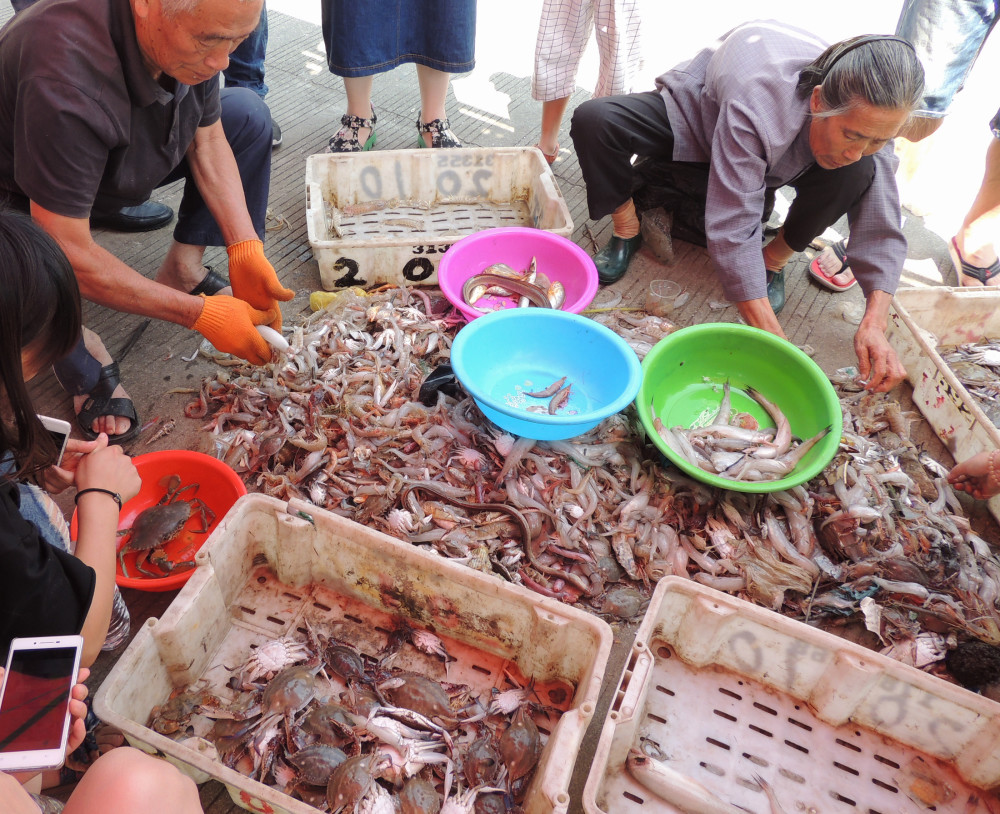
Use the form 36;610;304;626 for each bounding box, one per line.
190;288;1000;681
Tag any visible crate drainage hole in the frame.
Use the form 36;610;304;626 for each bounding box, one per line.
831;792;857;807
835;738;862;752
788;717;812;731
470;664;492;676
344;614;363;624
622;791;644;804
713;709;737;722
833;761;860;776
313;602;331;612
647;713;667;725
871;778;898;793
718;687;742;700
655;684;675;696
783;739;808;754
873;755;900;769
265;616;286;627
656;646;672;659
748;725;773;738
753;702;777;716
700;761;725;777
742;753;768;768
239;606;256;616
706;737;730;751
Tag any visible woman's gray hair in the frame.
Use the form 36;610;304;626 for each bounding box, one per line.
797;35;925;118
159;0;258;17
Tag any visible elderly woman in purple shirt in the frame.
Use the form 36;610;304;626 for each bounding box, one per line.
571;20;925;393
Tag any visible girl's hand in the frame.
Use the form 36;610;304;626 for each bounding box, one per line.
37;438;104;494
75;439;142;505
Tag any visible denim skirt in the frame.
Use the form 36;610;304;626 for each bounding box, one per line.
322;0;476;77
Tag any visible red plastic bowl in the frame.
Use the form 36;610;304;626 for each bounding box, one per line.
70;450;246;592
438;227;598;322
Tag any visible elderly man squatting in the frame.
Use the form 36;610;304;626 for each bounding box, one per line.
570;21;925;393
0;0;293;443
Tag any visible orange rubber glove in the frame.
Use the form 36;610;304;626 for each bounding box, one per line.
190;294;277;366
227;239;294;328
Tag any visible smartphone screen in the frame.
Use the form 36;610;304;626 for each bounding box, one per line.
0;646;77;757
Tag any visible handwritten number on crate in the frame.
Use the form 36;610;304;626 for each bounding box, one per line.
333;257;365;288
403;257;435;282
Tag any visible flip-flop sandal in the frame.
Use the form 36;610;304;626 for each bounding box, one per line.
808;240;857;291
76;361;141;445
188;266;229;296
950;237;1000;285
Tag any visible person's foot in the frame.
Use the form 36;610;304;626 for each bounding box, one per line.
951;237;1000;287
90;201;173;232
271;116;282;150
808;240;857;291
535;141;559;165
593;234;642;285
73;328;135;439
766;269;786;314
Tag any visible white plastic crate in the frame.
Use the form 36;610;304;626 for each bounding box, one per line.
305;147;573;290
583;577;1000;813
886;286;1000;524
94;494;611;814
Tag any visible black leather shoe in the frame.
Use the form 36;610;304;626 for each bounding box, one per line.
594;234;642;285
766;269;786;314
90;201;173;232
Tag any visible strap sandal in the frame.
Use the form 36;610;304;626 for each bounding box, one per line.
535;143;558;165
808;239;857;291
950;236;1000;286
76;361;141;445
416;117;462;148
188;266;229;296
328;107;377;153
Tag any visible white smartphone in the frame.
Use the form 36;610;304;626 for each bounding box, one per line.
38;415;71;467
0;635;84;772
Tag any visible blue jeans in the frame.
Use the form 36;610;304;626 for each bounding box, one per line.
896;0;999;117
225;3;268;99
157;88;272;247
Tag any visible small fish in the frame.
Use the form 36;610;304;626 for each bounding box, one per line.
548;384;572;414
144;418;176;446
626;750;741;813
524;376;567;398
461;273;550;308
548;281;566;309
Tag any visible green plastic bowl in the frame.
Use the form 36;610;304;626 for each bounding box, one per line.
636;323;842;492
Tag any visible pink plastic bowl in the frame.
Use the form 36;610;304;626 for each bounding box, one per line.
438;227;598;322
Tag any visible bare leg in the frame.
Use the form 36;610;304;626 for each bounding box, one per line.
337;75;375;144
154;241;231;295
415;64;450;123
63;748;202;814
955;135;1000;283
762;228;794;272
894;116;945;213
538;97;570;158
73;327;132;437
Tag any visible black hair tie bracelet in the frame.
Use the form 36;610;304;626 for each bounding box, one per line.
74;488;123;511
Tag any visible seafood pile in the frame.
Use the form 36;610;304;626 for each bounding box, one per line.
461;258;565;313
940;340;1000;426
191;288;1000;687
649;381;832;482
149;622;555;813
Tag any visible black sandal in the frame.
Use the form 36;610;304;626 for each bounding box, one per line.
416;117;462;148
76;362;141;445
188;267;229;296
328;108;377;153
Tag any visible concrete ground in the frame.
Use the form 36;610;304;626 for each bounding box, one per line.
6;0;1000;810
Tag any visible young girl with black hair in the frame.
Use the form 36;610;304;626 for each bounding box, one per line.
0;210;141;668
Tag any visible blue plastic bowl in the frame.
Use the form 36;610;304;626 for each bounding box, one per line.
451;309;642;440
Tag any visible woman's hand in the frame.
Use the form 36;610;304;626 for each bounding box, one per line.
948;450;1000;500
36;438;105;494
74;438;141;505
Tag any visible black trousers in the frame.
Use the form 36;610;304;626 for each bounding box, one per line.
570;90;876;251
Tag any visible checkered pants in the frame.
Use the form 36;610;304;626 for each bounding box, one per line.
532;0;644;102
